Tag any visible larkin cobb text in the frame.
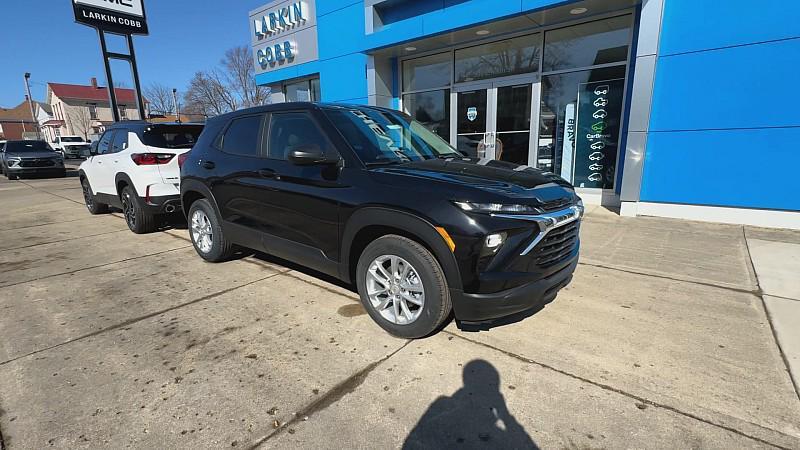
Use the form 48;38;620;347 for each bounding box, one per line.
81;9;143;28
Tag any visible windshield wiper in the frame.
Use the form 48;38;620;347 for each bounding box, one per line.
364;159;406;167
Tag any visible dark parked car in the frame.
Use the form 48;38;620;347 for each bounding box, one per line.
180;103;583;338
1;140;66;180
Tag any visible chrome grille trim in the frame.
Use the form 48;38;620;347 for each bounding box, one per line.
492;205;583;256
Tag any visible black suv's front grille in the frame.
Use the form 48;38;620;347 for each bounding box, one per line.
530;221;580;268
19;159;55;167
538;197;571;212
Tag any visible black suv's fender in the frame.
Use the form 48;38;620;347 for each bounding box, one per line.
180;178;222;218
340;207;463;291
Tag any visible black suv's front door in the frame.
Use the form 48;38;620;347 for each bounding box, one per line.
255;110;344;268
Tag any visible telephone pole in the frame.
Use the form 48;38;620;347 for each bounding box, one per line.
172;88;181;123
23;73;41;139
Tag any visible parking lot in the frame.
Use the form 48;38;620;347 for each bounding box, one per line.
1;167;799;449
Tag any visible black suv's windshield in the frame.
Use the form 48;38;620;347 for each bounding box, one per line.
142;125;203;149
5;141;54;153
325;107;461;165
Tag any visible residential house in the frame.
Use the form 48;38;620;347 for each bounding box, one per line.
44;78;146;142
0;98;40;140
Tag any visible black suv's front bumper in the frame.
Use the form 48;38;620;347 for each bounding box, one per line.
451;253;578;325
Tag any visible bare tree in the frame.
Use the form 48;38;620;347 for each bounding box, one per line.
69;106;94;141
222;46;269;108
183;70;238;117
144;82;174;116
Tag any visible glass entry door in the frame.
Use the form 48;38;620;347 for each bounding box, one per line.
454;76;539;165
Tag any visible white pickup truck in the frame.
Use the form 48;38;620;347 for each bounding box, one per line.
52;136;91;159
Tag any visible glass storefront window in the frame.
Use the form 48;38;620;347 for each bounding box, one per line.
537;65;626;188
402;89;450;141
403;53;451;91
543;15;632;72
455;34;541;83
285;78;320;102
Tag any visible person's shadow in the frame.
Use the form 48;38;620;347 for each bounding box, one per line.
403;359;539;449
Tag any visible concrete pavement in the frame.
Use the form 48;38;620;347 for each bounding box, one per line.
0;172;798;449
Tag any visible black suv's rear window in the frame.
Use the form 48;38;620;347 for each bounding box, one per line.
142;125;203;149
4;141;53;152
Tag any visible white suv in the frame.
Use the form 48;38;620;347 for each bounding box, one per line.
78;122;203;233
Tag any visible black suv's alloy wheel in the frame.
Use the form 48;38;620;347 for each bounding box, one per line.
356;235;452;338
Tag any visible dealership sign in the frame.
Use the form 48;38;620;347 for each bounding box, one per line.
73;0;148;35
574;79;624;189
250;0;319;75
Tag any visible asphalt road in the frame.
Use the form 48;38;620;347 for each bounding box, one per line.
0;169;798;449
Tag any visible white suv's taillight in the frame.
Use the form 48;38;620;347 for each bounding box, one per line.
131;153;175;165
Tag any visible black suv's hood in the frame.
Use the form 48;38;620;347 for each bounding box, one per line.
370;158;575;203
6;151;60;159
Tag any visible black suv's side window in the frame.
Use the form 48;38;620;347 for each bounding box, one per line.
97;131;114;154
267;112;328;160
110;130;129;154
221;115;263;157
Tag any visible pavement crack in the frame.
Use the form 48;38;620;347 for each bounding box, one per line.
0;269;292;367
18;180;84;206
249;340;412;449
578;260;761;296
0;216;97;232
0;245;192;289
446;331;794;450
0;229;129;252
745;227;800;402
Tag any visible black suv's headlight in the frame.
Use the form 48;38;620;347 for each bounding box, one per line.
452;201;540;214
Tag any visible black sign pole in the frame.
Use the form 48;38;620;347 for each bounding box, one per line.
126;34;147;120
97;29;121;122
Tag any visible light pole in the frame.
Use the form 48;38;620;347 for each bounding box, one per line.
172;88;181;123
23;73;41;139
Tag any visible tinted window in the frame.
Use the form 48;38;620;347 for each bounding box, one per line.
403;52;451;91
222;115;263;157
143;125;203;149
267;113;328;160
4;141;54;153
97;132;114;154
455;33;541;83
110;131;129;154
60;136;83;143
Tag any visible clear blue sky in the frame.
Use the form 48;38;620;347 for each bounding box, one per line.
0;0;266;107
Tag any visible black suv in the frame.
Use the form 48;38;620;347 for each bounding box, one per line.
181;103;583;338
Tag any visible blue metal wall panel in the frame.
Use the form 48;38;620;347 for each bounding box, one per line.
642;1;800;211
660;0;800;56
640;128;800;211
650;38;800;131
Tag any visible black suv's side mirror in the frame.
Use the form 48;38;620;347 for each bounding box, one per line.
287;144;335;165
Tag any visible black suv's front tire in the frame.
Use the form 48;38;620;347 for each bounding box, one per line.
356;235;452;338
187;198;235;262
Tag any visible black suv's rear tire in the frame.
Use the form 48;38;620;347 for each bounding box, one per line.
121;185;156;234
81;178;109;215
356;235;452;338
187;198;235;262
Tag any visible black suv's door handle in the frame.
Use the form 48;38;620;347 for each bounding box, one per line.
201;160;215;170
258;168;277;178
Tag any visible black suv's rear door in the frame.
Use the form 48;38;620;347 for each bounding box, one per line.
206;113;270;246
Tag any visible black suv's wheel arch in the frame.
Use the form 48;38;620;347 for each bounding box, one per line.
340;208;463;290
180;179;222;219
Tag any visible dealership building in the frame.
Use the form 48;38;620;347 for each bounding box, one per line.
249;0;799;229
